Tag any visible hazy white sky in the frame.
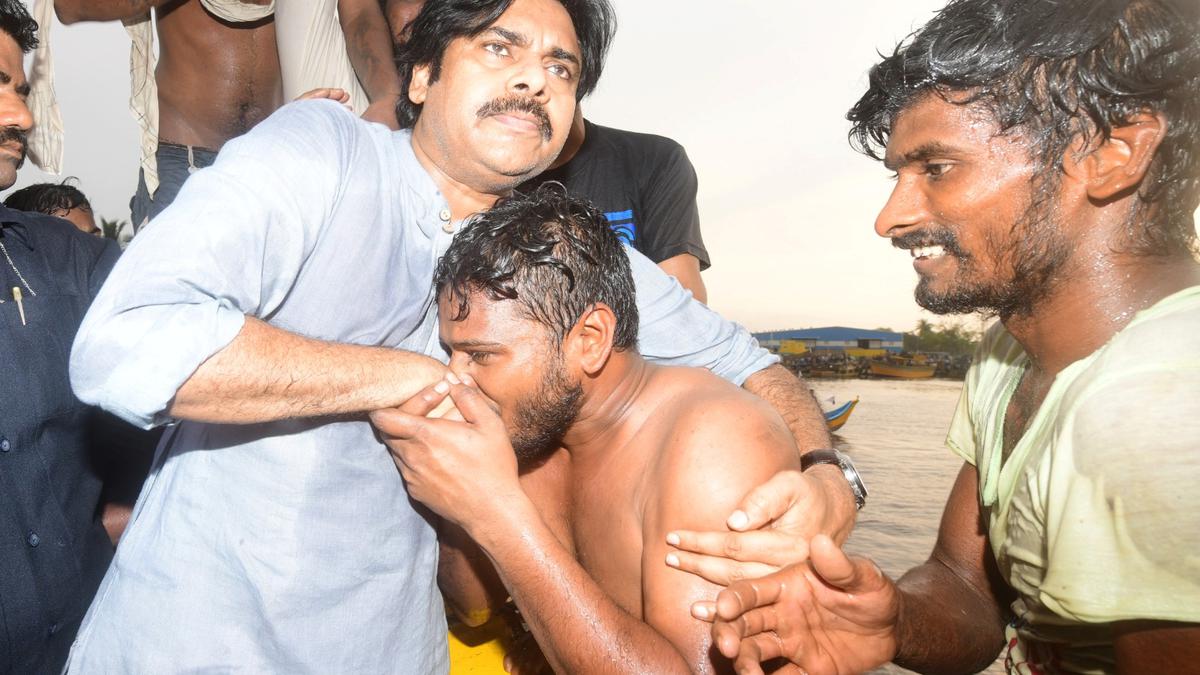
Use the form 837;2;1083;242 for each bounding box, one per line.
20;0;1191;335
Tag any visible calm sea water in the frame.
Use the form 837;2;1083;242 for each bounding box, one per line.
812;378;1005;675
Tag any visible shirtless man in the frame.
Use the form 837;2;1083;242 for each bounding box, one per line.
55;0;281;228
373;184;801;673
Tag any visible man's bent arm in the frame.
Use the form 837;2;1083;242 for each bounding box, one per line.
472;498;700;675
55;0;174;23
170;317;444;424
338;0;403;127
891;463;1009;674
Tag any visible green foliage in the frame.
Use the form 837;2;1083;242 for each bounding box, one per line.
903;319;980;356
100;217;126;242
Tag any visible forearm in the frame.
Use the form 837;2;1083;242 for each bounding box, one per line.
439;522;508;627
170;316;445;424
338;0;403;103
55;0;172;23
892;560;1007;674
742;364;830;451
472;501;695;675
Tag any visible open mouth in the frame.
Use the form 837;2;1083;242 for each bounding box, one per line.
909;245;946;260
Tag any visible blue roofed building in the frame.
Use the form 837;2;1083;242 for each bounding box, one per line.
753;326;904;354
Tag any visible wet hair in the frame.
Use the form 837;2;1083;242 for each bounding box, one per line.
394;0;616;128
847;0;1200;257
0;0;37;53
4;178;91;216
435;182;638;351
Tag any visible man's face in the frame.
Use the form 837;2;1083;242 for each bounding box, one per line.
55;207;101;236
875;93;1070;318
409;0;581;193
439;290;583;464
0;35;32;191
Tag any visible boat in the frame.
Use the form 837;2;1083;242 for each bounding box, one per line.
824;397;859;432
867;357;936;379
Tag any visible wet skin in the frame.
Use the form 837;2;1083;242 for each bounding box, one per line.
155;0;282;149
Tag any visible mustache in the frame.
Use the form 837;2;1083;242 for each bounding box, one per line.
476;96;552;141
891;227;969;258
0;126;26;161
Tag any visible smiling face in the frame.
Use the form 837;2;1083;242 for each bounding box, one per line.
408;0;581;193
0;33;32;191
439;289;583;464
875;93;1071;318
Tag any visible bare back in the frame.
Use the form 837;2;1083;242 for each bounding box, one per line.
155;0;283;149
566;365;800;668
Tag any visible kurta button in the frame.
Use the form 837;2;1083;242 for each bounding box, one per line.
27;531;39;547
0;437;9;451
442;221;455;234
438;209;451;221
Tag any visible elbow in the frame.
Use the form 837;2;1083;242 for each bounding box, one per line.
53;1;86;24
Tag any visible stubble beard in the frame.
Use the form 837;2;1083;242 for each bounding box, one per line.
509;354;583;466
914;187;1071;319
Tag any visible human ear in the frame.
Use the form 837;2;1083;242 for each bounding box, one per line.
568;304;616;377
408;63;432;105
1063;111;1167;202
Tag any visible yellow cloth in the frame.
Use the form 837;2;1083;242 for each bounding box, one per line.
947;286;1200;674
27;0;64;174
273;0;369;113
125;0;275;196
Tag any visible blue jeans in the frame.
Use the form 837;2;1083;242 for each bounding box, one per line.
130;142;218;233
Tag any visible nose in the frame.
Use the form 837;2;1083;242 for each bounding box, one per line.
0;91;33;134
874;176;928;239
507;57;549;102
448;350;472;374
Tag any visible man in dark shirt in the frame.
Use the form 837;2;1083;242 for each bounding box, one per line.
520;107;710;302
0;2;128;671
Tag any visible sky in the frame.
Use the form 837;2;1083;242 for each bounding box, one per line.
12;1;1196;334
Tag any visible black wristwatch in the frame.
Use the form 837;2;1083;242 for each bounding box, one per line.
801;449;868;510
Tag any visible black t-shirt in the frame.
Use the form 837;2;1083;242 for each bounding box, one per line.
520;120;710;268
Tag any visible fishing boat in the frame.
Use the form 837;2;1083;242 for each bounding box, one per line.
867;357;936;379
824;397;859;432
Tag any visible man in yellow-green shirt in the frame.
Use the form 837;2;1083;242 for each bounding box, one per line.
662;0;1200;673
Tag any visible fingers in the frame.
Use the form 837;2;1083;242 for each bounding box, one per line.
728;470;805;531
397;379;451;416
808;535;863;590
714;574;785;622
665;549;778;585
368;407;424;440
295;87;351;103
447;375;501;427
667;529;809;567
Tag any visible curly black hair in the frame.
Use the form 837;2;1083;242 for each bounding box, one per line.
434;182;638;351
4;178;91;215
847;0;1200;257
0;0;38;53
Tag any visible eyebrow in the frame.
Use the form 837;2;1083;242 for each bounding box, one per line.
0;70;29;97
883;141;966;171
485;27;581;67
448;338;503;349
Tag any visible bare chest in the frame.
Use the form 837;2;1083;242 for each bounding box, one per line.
569;472;648;618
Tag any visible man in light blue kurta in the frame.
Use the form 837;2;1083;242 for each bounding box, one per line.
64;0;837;671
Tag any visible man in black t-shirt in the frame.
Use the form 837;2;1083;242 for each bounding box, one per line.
520;108;710;302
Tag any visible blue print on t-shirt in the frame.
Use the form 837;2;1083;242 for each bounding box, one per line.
604;209;636;245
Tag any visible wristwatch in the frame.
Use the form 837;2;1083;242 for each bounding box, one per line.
801;449;868;510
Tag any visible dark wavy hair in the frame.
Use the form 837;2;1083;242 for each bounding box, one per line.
4;178;91;215
435;182;638;351
847;0;1200;257
0;0;37;52
394;0;615;128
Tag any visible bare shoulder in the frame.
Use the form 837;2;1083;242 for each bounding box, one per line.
646;366;801;513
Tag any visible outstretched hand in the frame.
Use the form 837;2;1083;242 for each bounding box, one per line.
697;535;899;675
666;469;851;585
370;374;524;531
